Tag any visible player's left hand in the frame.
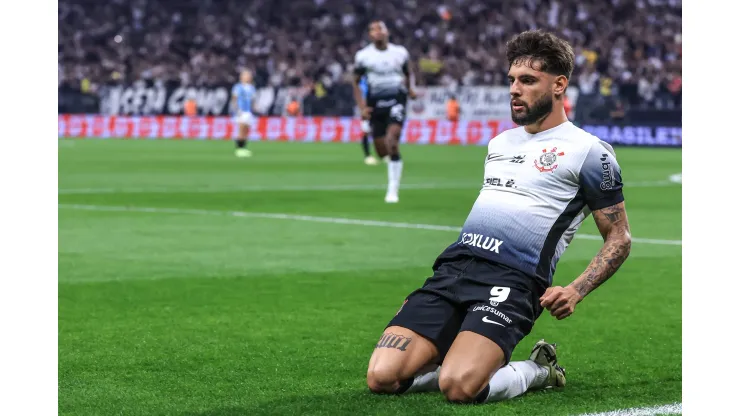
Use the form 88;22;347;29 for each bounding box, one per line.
408;89;417;100
540;286;582;320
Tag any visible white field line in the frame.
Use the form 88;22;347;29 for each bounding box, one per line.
575;402;681;416
58;183;470;195
58;180;679;195
58;204;682;246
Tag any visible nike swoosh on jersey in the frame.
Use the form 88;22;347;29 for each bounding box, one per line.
482;316;506;326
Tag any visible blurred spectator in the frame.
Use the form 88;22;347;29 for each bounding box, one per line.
666;71;682;109
608;98;628;124
286;97;301;116
638;72;660;109
184;98;197;116
59;0;681;112
575;63;600;122
446;95;460;122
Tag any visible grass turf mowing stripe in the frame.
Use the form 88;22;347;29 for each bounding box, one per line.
57;182;473;195
58;180;680;195
575;402;681;416
58;204;682;246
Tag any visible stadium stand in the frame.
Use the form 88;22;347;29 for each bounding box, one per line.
58;0;681;119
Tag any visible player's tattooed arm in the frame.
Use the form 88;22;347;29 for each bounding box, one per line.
569;202;632;299
543;202;631;319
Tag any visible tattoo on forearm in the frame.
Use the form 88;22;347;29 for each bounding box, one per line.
375;333;412;352
602;209;622;223
573;205;631;298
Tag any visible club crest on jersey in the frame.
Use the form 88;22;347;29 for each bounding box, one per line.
534;147;565;173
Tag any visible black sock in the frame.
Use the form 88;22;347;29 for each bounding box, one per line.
236;139;247;149
390;153;402;162
396;377;414;394
361;134;371;157
474;384;490;403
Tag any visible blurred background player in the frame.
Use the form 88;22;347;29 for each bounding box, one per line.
359;76;379;166
353;20;416;203
231;70;256;158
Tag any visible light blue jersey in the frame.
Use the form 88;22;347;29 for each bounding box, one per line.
232;83;256;112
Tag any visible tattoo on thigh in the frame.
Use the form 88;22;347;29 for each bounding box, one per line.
375;333;412;352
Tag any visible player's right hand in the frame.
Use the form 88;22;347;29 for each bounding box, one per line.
361;106;373;119
540;285;582;320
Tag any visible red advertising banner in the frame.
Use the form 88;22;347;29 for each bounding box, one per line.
58;115;517;146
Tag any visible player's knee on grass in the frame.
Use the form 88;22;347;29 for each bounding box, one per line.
439;367;490;403
367;362;407;394
439;331;507;403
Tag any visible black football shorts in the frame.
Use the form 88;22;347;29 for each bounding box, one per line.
386;256;546;365
368;93;407;138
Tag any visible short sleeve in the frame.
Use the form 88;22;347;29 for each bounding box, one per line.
579;141;625;211
401;47;410;75
353;52;366;76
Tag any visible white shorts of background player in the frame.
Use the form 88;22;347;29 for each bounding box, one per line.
236;111;255;126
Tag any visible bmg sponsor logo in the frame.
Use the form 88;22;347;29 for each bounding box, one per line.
600;153;614;190
460;233;504;253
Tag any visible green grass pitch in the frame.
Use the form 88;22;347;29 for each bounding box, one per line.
58;139;681;415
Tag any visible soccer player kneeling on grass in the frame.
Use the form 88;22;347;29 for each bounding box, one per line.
366;30;632;405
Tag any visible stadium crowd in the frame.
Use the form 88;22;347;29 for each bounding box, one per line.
59;0;682;115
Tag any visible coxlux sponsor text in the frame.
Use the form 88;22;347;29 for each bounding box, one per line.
460;233;504;253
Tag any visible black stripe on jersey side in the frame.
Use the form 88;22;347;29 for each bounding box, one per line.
535;189;586;283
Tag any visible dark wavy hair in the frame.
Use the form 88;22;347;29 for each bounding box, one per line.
506;30;575;80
